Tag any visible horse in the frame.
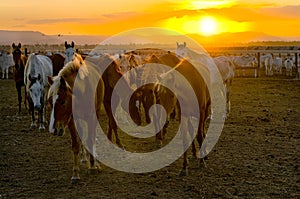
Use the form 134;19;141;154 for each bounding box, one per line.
64;41;83;65
85;54;140;148
131;51;211;175
164;58;211;176
176;42;215;85
49;53;65;76
12;43;28;115
213;56;235;117
24;53;53;131
0;51;14;79
48;56;104;183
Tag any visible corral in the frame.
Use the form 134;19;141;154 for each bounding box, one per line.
0;75;299;198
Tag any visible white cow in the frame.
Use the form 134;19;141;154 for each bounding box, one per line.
284;56;294;76
0;52;14;79
230;55;258;77
260;54;273;76
273;56;282;75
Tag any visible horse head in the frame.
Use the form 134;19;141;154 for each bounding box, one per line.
28;73;43;110
48;76;73;134
176;42;188;58
12;43;23;70
64;41;76;64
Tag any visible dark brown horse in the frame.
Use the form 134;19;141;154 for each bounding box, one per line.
12;43;27;115
85;55;140;148
49;53;65;76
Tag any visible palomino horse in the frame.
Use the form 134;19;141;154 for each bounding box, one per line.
117;53;142;87
48;57;104;183
12;43;27;115
25;54;53;131
85;54;140;148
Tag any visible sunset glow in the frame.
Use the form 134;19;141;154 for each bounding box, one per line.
0;0;299;42
199;16;217;36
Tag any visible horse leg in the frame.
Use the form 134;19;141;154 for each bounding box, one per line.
197;115;207;167
179;117;189;176
24;86;28;111
16;84;22;115
86;116;101;174
68;118;81;183
38;105;45;131
112;119;124;149
28;98;36;128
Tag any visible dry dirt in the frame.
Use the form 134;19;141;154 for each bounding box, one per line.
0;77;299;198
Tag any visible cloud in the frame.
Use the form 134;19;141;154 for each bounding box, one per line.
102;12;139;19
261;5;300;19
27;18;101;24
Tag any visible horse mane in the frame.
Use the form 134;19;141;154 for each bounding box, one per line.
58;56;88;80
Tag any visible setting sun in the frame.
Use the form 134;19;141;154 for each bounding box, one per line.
199;16;217;36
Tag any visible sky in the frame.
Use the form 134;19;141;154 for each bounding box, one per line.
0;0;300;39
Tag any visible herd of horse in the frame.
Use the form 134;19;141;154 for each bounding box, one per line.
9;41;238;183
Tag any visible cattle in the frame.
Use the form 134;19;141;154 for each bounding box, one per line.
0;51;14;79
284;56;294;76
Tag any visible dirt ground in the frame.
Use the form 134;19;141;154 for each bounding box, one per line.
0;76;299;199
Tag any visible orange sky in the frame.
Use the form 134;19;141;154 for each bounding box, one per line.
0;0;300;38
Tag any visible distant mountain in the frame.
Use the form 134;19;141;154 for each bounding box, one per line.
0;30;299;46
0;30;108;45
0;30;61;45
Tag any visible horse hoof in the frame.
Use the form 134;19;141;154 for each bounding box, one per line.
80;159;88;165
39;127;45;132
88;168;100;175
58;129;64;136
179;169;188;177
70;177;80;185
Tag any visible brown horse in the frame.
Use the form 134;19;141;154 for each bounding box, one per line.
49;53;65;76
48;57;104;183
12;43;27;115
129;52;211;175
85;55;140;148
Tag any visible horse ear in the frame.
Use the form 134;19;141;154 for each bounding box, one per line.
71;41;74;48
65;41;68;48
183;42;186;47
176;42;179;47
12;43;16;48
47;76;53;86
18;43;21;48
60;76;66;87
37;74;41;81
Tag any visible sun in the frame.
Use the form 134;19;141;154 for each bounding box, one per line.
199;16;217;36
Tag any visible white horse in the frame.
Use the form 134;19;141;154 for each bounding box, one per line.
0;52;14;79
24;53;53;131
230;54;257;77
176;42;216;86
64;41;84;65
213;56;235;117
